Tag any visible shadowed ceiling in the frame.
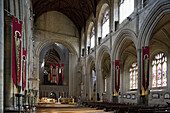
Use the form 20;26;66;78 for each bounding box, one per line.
33;0;100;33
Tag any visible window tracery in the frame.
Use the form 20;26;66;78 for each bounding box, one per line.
152;53;167;87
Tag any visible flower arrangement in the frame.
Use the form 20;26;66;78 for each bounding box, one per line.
27;89;35;98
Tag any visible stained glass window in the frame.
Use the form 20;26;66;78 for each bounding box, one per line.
152;64;156;87
119;0;134;23
152;53;167;87
102;9;109;38
129;62;138;89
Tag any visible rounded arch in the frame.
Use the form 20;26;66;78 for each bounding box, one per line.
35;38;78;57
112;29;137;60
138;0;170;48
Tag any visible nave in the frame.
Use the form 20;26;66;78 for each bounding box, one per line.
1;0;170;113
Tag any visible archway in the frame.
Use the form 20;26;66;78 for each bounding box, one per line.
90;61;96;102
101;53;111;102
118;39;137;104
112;29;138;103
148;14;170;105
39;43;70;99
96;45;111;102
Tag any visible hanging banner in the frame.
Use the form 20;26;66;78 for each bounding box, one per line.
22;48;27;90
115;60;120;93
142;46;149;91
50;63;53;83
56;63;59;85
12;16;22;87
61;64;64;81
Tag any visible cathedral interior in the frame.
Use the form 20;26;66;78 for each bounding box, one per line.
0;0;170;113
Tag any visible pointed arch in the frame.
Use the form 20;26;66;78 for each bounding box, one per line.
96;45;110;67
138;0;170;48
112;29;137;60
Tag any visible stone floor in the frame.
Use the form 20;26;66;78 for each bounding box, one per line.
36;103;106;113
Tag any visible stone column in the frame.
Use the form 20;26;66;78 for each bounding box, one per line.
108;65;112;102
96;68;102;101
80;58;86;100
137;49;142;104
69;53;74;97
84;28;87;101
110;60;114;102
0;0;4;112
86;72;91;101
110;1;113;50
4;2;19;109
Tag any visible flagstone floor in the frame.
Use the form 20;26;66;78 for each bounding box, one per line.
36;103;106;113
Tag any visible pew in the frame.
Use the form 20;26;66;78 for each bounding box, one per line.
82;101;170;113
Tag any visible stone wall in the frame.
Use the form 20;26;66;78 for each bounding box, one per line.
33;11;80;98
3;0;34;110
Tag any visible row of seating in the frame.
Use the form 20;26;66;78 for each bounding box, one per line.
82;102;170;113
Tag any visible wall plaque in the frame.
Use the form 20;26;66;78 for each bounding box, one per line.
152;93;159;99
164;93;170;99
127;94;131;99
132;94;136;99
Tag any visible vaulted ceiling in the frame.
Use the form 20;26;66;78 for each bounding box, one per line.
33;0;100;32
44;48;60;68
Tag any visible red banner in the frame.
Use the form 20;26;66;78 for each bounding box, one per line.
56;63;59;85
50;63;53;83
115;60;120;93
61;64;64;81
22;48;27;90
12;16;22;87
142;46;149;91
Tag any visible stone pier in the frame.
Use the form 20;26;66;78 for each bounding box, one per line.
0;0;4;112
